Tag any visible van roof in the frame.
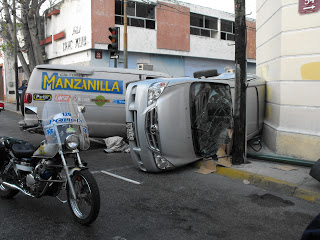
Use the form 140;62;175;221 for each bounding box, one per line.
36;64;171;77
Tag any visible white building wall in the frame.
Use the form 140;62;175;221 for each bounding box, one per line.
45;0;92;62
49;0;241;63
257;0;320;161
107;26;236;61
42;0;255;77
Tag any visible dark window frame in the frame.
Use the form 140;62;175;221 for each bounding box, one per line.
190;13;235;42
190;12;218;38
220;19;235;41
115;0;156;30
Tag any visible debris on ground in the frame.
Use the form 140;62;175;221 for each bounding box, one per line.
103;136;130;153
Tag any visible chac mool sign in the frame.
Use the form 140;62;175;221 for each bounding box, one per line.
41;72;123;94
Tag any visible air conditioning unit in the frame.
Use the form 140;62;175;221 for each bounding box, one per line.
137;63;153;71
226;68;235;73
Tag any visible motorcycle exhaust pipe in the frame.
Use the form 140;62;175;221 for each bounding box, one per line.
0;180;34;197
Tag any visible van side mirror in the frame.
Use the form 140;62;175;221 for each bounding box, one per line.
77;106;86;113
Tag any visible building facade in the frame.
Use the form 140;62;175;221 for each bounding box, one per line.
256;0;320;161
41;0;256;76
1;0;256;102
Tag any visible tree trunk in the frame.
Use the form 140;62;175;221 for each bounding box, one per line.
28;0;45;66
17;51;31;79
20;0;35;75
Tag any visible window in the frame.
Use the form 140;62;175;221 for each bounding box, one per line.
190;13;235;42
205;16;218;30
115;0;156;29
190;13;218;38
115;0;123;15
220;19;235;41
190;13;203;28
127;2;135;16
190;27;200;36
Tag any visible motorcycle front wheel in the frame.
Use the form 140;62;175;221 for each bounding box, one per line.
67;169;100;225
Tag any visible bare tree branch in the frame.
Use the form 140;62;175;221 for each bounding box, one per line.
0;0;46;78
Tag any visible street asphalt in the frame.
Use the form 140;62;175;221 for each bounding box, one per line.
3;102;320;204
1;107;320;239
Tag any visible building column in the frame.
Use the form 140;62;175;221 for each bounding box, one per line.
256;0;320;161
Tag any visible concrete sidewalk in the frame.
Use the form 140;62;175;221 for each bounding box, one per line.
4;102;320;204
211;159;320;204
194;145;320;204
2;102;21;115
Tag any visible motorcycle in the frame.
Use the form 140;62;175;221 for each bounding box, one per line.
0;101;100;225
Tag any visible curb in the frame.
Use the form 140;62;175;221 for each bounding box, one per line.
2;107;21;115
193;162;320;204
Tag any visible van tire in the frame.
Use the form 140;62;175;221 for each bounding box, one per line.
193;69;218;79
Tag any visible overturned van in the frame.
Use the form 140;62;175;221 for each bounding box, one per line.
20;64;170;137
125;72;265;172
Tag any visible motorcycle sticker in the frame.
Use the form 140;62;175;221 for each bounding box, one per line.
37;144;46;155
66;127;76;134
46;128;54;135
49;118;83;125
62;112;72;117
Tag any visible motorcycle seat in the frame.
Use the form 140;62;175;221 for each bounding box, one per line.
11;143;36;158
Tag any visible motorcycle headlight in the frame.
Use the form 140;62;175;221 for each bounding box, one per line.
65;134;80;150
147;81;168;106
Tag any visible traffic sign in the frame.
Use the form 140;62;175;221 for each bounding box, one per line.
299;0;320;14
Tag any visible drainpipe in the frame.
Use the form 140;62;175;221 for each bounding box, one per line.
247;152;315;167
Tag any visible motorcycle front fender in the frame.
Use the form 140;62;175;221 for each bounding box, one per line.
69;167;88;177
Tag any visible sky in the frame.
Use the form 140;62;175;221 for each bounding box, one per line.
178;0;256;19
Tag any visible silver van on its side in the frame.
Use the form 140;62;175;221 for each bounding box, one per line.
125;72;266;172
20;64;170;138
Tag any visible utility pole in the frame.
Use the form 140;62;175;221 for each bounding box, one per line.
123;0;128;68
13;0;19;111
232;0;247;165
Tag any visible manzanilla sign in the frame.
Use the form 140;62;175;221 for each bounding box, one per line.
41;72;123;94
